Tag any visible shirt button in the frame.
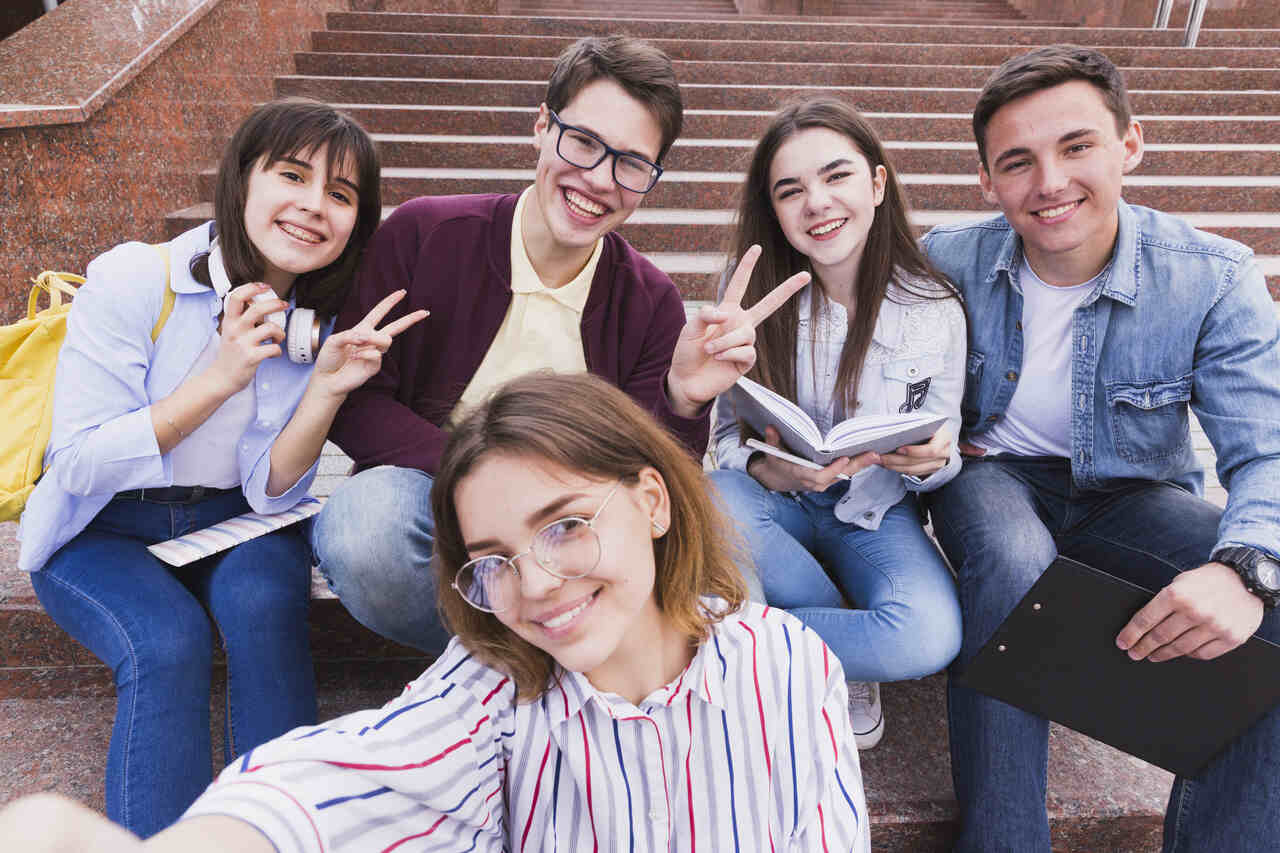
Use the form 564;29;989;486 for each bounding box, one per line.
986;414;1000;423
649;810;666;822
907;366;919;377
262;382;271;391
1015;321;1023;331
1005;371;1018;382
863;512;875;520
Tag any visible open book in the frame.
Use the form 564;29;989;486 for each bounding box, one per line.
728;376;946;466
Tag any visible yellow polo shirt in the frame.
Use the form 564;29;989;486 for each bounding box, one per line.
449;188;601;424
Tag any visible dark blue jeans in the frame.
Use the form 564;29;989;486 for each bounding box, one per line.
28;490;316;838
926;455;1280;853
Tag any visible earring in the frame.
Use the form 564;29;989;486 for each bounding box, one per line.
651;519;667;535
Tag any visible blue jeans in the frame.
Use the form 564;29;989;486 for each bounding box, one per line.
710;469;962;682
309;465;449;654
28;490;316;838
926;455;1280;853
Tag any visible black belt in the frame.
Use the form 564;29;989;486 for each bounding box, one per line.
114;485;240;503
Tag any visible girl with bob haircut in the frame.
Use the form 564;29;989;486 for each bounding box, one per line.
1;372;870;853
17;97;426;837
710;97;966;749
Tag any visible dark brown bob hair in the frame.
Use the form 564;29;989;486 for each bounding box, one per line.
973;45;1132;168
199;97;381;316
728;96;958;413
431;372;747;702
545;35;684;163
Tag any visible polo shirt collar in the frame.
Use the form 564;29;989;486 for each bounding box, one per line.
510;187;599;313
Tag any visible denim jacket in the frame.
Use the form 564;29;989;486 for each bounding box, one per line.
18;223;323;572
713;275;966;529
921;201;1280;560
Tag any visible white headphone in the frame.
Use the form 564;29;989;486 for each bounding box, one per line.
208;237;325;364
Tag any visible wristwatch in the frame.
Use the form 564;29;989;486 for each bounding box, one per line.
1213;546;1280;609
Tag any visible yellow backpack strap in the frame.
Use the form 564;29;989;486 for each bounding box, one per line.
149;243;175;342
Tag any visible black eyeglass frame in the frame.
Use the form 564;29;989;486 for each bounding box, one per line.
546;110;664;194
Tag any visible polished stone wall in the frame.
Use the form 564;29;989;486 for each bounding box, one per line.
0;0;349;322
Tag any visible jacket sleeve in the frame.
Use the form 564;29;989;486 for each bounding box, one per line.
327;206;450;474
1191;258;1280;560
45;243;174;497
903;295;966;493
711;392;756;472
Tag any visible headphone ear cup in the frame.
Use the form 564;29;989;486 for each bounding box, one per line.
285;308;319;363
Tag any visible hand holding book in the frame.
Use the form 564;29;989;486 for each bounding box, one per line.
746;426;877;492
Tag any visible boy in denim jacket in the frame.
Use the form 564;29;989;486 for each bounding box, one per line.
922;45;1280;852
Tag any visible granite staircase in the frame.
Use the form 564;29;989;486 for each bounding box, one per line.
5;0;1279;849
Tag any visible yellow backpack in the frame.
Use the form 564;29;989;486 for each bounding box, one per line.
0;245;175;522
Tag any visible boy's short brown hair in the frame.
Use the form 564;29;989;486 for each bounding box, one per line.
545;35;684;162
973;45;1131;168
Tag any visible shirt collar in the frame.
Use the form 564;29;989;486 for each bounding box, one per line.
542;619;727;729
992;201;1137;307
509;187;599;312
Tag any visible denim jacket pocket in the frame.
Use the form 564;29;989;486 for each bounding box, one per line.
1105;374;1193;463
884;355;945;413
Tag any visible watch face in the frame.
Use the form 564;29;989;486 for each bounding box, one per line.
1257;559;1280;593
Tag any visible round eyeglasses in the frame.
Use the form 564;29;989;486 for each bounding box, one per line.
452;482;622;613
547;110;663;194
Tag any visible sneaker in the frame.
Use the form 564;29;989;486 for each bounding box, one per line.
848;680;885;750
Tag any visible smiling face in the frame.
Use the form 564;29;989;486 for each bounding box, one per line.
768;126;886;291
524;78;663;271
242;141;360;294
978;79;1144;286
452;453;674;694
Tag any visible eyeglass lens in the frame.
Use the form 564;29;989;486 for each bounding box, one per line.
456;517;603;612
557;128;658;193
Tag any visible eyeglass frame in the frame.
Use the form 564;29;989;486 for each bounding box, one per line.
451;481;623;613
545;110;664;194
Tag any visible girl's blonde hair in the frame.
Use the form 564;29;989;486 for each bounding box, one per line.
431;372;747;701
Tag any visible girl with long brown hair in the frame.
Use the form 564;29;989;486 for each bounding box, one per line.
710;97;965;749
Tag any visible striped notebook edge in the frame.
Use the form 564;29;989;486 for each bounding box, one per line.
146;496;325;567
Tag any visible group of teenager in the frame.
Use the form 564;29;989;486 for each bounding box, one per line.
3;32;1278;853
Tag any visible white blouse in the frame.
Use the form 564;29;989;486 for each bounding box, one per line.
183;602;869;852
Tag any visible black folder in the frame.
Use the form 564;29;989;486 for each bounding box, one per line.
954;556;1280;777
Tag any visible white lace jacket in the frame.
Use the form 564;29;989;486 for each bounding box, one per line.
712;273;966;529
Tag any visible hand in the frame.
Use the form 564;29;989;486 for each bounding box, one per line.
0;792;141;851
310;290;428;398
1116;562;1264;662
665;245;810;416
879;426;953;478
208;282;287;395
746;426;878;493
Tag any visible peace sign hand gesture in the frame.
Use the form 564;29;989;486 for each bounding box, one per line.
310;289;429;399
666;245;810;416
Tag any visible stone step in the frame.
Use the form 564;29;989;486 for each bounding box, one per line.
275;75;1280;116
308;31;1280;69
323;12;1280;47
292;51;1280;91
330;104;1280;144
0;672;1174;852
366;133;1280;177
508;10;1042;24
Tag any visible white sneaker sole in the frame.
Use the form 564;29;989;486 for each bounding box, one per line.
854;714;885;750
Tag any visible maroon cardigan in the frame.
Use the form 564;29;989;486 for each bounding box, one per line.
329;193;709;474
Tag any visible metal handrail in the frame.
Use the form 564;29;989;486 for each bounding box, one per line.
1153;0;1209;48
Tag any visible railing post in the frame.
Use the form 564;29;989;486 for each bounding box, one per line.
1153;0;1174;28
1182;0;1208;46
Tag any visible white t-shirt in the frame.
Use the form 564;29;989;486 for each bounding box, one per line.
169;332;257;488
972;258;1099;458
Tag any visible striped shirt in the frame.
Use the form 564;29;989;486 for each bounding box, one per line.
184;602;869;852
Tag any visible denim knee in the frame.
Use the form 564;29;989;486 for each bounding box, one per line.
311;466;435;583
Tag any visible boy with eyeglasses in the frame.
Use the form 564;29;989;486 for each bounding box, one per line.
311;35;789;651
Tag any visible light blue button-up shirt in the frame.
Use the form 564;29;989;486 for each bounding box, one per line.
922;200;1280;560
18;223;322;572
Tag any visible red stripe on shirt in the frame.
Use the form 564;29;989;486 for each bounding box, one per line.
325;738;470;771
482;677;510;705
468;715;490;736
380;814;448;851
520;740;553;853
685;692;697;853
580;714;599;852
